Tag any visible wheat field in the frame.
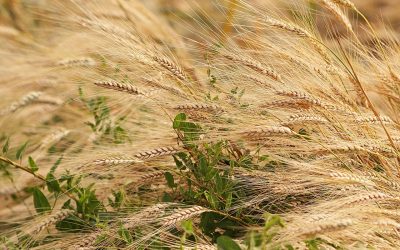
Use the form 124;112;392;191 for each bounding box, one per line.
1;0;400;249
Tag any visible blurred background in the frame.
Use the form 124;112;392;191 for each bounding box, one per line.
0;0;399;42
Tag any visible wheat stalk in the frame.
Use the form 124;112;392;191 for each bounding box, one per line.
329;172;376;186
184;244;217;250
331;0;355;9
243;126;294;139
223;53;283;82
262;99;315;109
153;56;187;80
302;219;353;236
134;146;180;160
282;114;328;125
91;157;141;166
161;206;209;226
243;74;272;87
344;192;392;206
69;231;101;250
94;80;144;95
355;115;393;124
0;91;42;116
319;0;353;32
264;17;331;63
57;57;96;67
143;77;188;99
124;203;170;229
275;90;324;106
174;103;223;112
31;209;74;235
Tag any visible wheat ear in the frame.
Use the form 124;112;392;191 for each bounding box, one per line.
134;146;180;160
264;17;331;63
31;209;74;235
355;115;393;124
69;231;101;250
302;219;353;236
331;0;355;9
174;104;223;113
124;203;170;229
161;206;209;226
243;126;294;139
153;56;187;80
223;53;283;82
282;114;328;125
344;192;392;206
57;57;96;67
91;157;140;166
319;0;353;32
0;91;42;116
94;80;144;95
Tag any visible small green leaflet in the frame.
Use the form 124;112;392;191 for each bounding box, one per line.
32;187;51;214
28;156;39;173
16;141;28;160
217;236;241;250
46;172;61;193
173;113;187;129
2;137;9;154
118;224;133;244
164;172;176;188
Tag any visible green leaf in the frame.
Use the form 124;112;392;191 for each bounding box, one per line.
217;235;241;250
204;191;219;210
285;244;295;250
46;173;61;193
225;192;233;210
16;141;28;160
28;156;39;173
32;187;51;214
162;192;173;202
164;172;175;188
264;214;284;231
305;239;320;250
118;224;133;244
173;113;187;129
2;137;9;154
